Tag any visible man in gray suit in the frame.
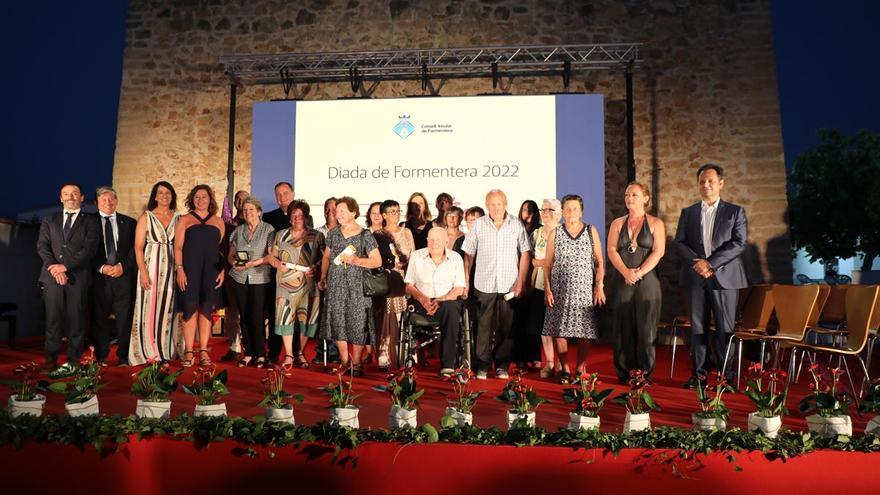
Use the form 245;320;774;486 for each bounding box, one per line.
674;164;748;388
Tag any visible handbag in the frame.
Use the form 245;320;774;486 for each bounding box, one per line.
359;230;389;297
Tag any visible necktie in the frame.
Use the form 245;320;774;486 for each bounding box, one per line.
104;216;117;265
63;212;74;241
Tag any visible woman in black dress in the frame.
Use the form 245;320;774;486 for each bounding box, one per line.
606;182;666;383
174;184;225;367
405;192;432;249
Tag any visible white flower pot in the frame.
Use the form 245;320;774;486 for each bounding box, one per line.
389;405;418;430
136;400;171;419
567;412;601;431
330;406;360;428
8;394;46;418
193;403;227;417
65;395;99;417
691;414;727;432
266;407;295;425
506;411;536;429
748;412;782;438
806;414;852;437
866;415;880;435
623;412;651;432
444;407;473;426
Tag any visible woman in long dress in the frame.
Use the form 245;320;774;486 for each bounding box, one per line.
607;182;665;383
130;181;181;365
542;194;606;384
375;199;414;370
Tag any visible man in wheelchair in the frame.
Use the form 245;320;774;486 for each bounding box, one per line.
403;227;467;376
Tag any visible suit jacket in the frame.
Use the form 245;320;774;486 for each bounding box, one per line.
674;199;748;290
37;211;101;285
91;212;137;281
263;207;314;231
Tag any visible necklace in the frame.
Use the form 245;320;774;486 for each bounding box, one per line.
627;215;646;253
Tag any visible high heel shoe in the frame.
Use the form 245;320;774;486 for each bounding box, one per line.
198;349;212;366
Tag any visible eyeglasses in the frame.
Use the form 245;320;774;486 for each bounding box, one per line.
539;208;555;213
384;209;400;214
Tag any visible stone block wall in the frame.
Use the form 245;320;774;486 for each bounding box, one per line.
115;0;792;319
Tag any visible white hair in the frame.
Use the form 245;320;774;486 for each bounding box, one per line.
543;198;562;221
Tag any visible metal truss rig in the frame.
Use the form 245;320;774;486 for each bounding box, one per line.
219;44;642;87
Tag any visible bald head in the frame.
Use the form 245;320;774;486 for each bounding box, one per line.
427;226;448;256
485;189;508;220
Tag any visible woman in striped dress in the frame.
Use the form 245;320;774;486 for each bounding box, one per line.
129;181;181;365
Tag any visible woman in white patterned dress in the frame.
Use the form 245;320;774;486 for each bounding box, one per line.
542;194;606;384
129;181;181;365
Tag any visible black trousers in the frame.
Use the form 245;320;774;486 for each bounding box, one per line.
512;289;544;364
234;280;269;359
686;283;738;378
43;273;89;362
91;274;134;363
474;289;515;372
411;299;462;369
266;283;282;361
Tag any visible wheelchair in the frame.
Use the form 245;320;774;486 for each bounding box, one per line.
397;297;473;371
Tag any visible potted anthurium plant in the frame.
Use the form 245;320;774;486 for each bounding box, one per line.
692;372;734;431
744;363;787;438
130;359;184;418
562;371;613;431
497;369;547;429
4;362;48;417
323;369;360;428
183;365;229;417
48;350;106;417
441;367;484;427
613;369;659;432
799;365;853;437
859;378;880;435
259;365;303;424
380;368;424;430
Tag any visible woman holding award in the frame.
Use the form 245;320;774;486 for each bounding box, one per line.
227;196;274;368
269;200;325;368
318;196;382;376
606;182;665;384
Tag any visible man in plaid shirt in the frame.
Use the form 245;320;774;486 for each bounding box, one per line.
462;189;532;379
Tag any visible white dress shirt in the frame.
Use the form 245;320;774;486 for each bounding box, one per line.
460;213;532;293
701;199;719;258
62;208;82;229
404;248;466;299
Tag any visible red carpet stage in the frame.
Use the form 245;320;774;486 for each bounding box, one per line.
2;338;879;493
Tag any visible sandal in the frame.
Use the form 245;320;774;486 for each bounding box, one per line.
199;349;212;367
237;356;253;368
182;351;195;368
539;362;555;379
254;357;266;369
558;371;572;385
281;354;295;369
329;361;350;374
294;353;310;369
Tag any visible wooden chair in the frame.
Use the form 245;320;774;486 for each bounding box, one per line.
656;290;692;378
733;285;818;384
813;284;851;345
720;284;774;389
786;285;879;398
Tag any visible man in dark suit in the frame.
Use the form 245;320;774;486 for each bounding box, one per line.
674;164;749;388
91;186;136;366
37;183;101;377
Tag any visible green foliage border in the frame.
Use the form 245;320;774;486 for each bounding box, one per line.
2;411;879;465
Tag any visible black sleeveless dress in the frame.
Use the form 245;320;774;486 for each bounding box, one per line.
609;216;662;381
179;212;221;319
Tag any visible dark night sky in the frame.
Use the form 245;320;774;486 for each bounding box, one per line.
0;1;877;219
